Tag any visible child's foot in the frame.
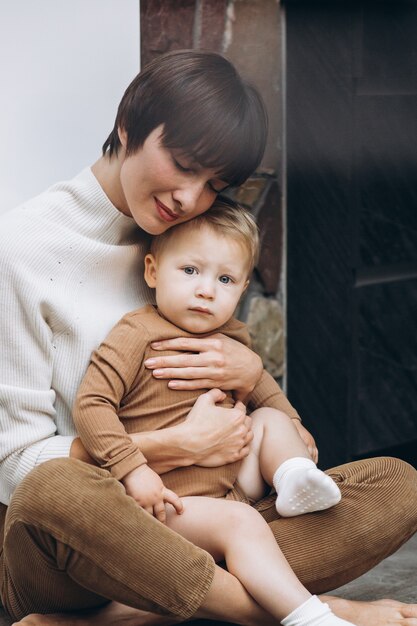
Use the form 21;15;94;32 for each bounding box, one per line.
273;458;341;517
282;595;355;626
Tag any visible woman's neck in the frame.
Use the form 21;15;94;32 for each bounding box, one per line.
91;153;131;217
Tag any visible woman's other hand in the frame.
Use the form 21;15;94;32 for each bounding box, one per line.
144;334;263;401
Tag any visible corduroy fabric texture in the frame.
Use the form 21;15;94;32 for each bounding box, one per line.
0;456;416;621
0;459;215;621
74;304;300;496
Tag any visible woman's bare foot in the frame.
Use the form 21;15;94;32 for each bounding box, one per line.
12;602;179;626
322;596;417;626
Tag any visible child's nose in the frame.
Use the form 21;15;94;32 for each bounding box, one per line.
196;280;215;300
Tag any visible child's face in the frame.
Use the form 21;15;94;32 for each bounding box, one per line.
144;226;250;334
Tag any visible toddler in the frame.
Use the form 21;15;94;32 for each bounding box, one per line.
74;199;350;626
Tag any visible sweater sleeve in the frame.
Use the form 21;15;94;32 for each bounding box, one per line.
0;251;75;505
73;314;148;480
248;370;301;421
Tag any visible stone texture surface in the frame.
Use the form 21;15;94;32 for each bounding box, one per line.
232;174;282;296
139;0;286;372
246;296;284;378
224;0;282;171
198;0;228;50
256;179;283;294
140;0;195;67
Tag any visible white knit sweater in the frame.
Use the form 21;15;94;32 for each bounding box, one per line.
0;168;153;504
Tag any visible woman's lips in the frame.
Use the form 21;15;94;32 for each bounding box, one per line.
154;197;179;222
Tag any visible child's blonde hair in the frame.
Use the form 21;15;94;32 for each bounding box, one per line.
150;197;259;276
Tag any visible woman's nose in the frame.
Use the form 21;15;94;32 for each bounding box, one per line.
173;180;207;213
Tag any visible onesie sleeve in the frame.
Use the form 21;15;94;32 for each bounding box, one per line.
73;313;149;480
224;318;302;421
0;246;75;505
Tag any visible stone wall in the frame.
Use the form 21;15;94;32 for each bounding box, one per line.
141;0;285;378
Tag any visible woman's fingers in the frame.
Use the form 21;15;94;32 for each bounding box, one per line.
150;367;221;381
149;337;222;353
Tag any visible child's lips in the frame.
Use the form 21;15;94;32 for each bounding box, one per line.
189;307;213;315
154;197;179;222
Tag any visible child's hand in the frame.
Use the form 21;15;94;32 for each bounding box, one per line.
122;464;183;523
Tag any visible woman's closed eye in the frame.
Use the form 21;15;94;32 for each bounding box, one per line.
171;152;229;193
207;180;230;194
172;156;194;174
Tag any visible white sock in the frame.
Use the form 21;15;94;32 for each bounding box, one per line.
281;595;355;626
273;457;341;517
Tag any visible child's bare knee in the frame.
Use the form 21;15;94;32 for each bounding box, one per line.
250;407;290;428
224;501;266;532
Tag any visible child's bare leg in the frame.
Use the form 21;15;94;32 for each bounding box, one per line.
166;497;354;626
238;408;341;516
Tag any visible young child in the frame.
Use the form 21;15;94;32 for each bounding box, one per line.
74;199;350;626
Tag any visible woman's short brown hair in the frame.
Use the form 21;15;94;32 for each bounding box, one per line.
102;50;268;187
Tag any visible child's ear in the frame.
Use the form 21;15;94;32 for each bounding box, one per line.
144;254;157;288
243;279;250;292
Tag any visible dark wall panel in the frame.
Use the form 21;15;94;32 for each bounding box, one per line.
286;1;417;469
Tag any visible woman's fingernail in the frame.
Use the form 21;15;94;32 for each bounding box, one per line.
151;342;161;349
153;369;163;377
144;359;156;367
168;381;178;388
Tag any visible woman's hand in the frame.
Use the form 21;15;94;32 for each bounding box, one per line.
292;420;318;463
122;464;183;523
130;389;253;473
177;388;253;467
144;334;263;400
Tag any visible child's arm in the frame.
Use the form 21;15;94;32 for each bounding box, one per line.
122;464;183;523
221;320;318;461
73;313;150;481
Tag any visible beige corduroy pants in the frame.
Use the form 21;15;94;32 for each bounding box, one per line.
1;456;416;622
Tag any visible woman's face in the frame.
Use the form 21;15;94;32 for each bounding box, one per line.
118;125;228;235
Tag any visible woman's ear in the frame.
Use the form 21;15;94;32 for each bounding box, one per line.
118;126;128;148
144;254;158;288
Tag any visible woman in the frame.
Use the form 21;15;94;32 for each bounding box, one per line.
0;50;416;626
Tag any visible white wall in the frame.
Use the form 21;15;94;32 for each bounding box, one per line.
0;0;140;213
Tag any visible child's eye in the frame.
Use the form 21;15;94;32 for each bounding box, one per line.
219;275;232;284
183;266;197;275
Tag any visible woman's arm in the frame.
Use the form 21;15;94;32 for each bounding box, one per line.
0;247;76;505
144;333;263;400
71;388;253;474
